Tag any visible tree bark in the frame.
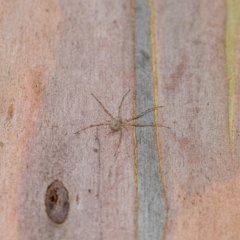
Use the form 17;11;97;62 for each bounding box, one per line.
1;0;240;239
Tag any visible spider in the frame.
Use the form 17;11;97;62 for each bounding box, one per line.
75;90;169;155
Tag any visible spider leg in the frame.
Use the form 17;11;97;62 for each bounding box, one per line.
125;123;170;129
91;93;114;119
114;128;123;156
118;89;131;116
126;106;164;122
75;122;110;135
122;125;129;133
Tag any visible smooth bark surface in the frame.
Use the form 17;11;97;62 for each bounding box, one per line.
1;0;240;239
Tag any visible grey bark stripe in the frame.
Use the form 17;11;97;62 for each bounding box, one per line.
135;0;166;239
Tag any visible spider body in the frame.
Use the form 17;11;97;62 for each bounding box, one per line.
75;90;169;155
110;116;122;132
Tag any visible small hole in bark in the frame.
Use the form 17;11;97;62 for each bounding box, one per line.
45;180;69;224
49;192;58;203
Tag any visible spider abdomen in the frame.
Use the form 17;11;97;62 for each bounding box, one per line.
110;117;122;132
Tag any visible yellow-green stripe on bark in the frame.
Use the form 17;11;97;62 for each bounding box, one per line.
226;0;240;152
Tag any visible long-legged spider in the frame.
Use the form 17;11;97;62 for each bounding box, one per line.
75;90;169;155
